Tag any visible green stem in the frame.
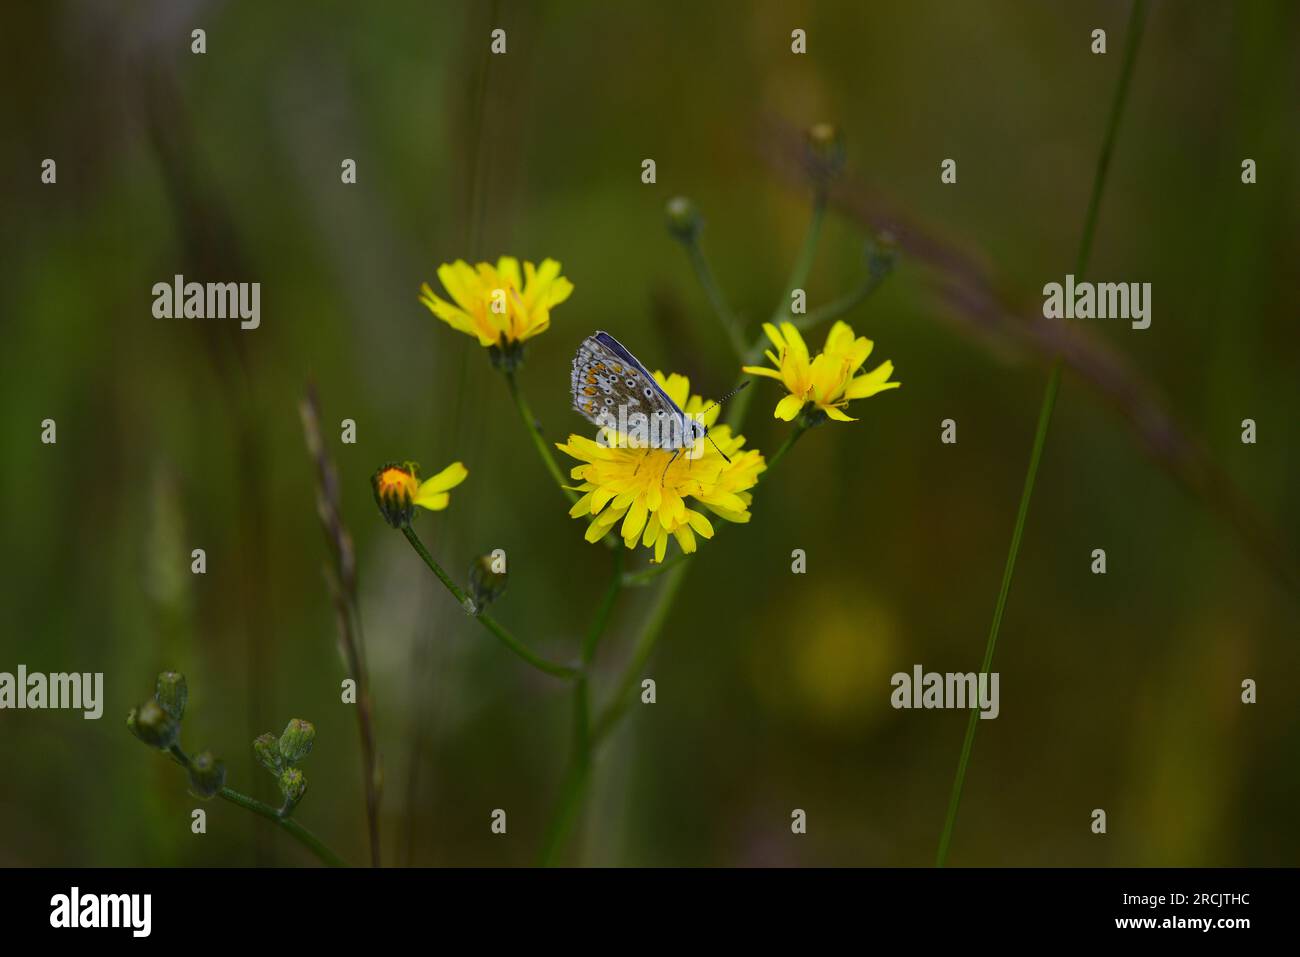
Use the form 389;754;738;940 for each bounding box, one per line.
794;251;894;332
772;192;827;326
400;525;580;680
684;238;748;359
505;369;578;505
216;785;347;867
935;0;1148;868
765;420;810;471
724;196;828;428
540;550;624;865
621;552;693;587
165;746;346;867
592;561;690;745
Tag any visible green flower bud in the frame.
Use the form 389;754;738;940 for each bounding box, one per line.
867;231;898;277
278;767;307;813
254;732;283;774
187;750;226;799
155;671;188;721
665;196;701;243
128;699;179;750
468;553;508;609
278;718;315;765
805;122;845;184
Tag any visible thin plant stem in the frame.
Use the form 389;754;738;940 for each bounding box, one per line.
794;255;894;332
300;386;381;867
505;369;578;505
621;552;693;587
592;560;690;745
684;238;748;359
400;525;580;679
935;0;1148;868
540;550;623;864
722;199;824;427
772;192;827;326
165;746;346;867
765;419;810;471
215;786;347;867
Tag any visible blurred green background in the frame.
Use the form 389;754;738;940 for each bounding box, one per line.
1;0;1297;867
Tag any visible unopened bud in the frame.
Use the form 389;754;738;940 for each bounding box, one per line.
371;463;419;529
278;718;315;765
187;750;226;799
867;231;898;277
665;196;701;243
155;671;188;720
278;767;307;813
254;732;283;774
805;122;845;184
128;700;179;750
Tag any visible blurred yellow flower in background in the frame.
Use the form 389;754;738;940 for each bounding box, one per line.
743;320;899;422
371;461;468;528
557;372;766;563
419;257;573;349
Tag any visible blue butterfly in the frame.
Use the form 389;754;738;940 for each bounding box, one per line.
570;331;745;463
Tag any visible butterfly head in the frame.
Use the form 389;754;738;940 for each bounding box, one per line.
682;414;707;452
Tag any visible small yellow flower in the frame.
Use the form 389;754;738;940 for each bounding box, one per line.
743;320;899;422
419;257;573;349
371;461;468;528
557;372;766;563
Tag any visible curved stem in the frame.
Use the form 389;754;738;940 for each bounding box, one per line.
621;552;692;587
540;550;623;865
505;369;578;505
684;238;747;359
935;0;1148;868
794;252;893;332
401;525;580;679
592;561;690;745
216;785;347;867
765;420;810;472
164;746;346;867
772;192;827;326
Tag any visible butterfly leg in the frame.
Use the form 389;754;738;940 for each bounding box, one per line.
660;448;680;484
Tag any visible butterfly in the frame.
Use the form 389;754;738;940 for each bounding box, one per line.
570;331;746;464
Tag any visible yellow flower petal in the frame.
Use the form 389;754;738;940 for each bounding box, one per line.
622;495;649;544
843;360;901;399
421;256;571;349
778;322;808;362
774;394;805;420
420;461;468;494
558;371;766;562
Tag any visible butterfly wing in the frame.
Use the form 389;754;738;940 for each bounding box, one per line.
571;331;686;446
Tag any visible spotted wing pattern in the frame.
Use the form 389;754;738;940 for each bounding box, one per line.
571;331;688;447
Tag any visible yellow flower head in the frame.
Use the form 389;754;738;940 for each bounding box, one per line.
557;373;766;563
371;460;468;529
419;257;573;353
743;320;899;422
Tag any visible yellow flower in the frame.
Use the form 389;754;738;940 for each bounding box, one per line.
557;373;766;563
743;320;899;422
371;461;468;528
419;257;573;349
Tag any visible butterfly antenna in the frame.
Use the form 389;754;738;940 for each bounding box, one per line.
699;379;752;416
706;432;732;464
